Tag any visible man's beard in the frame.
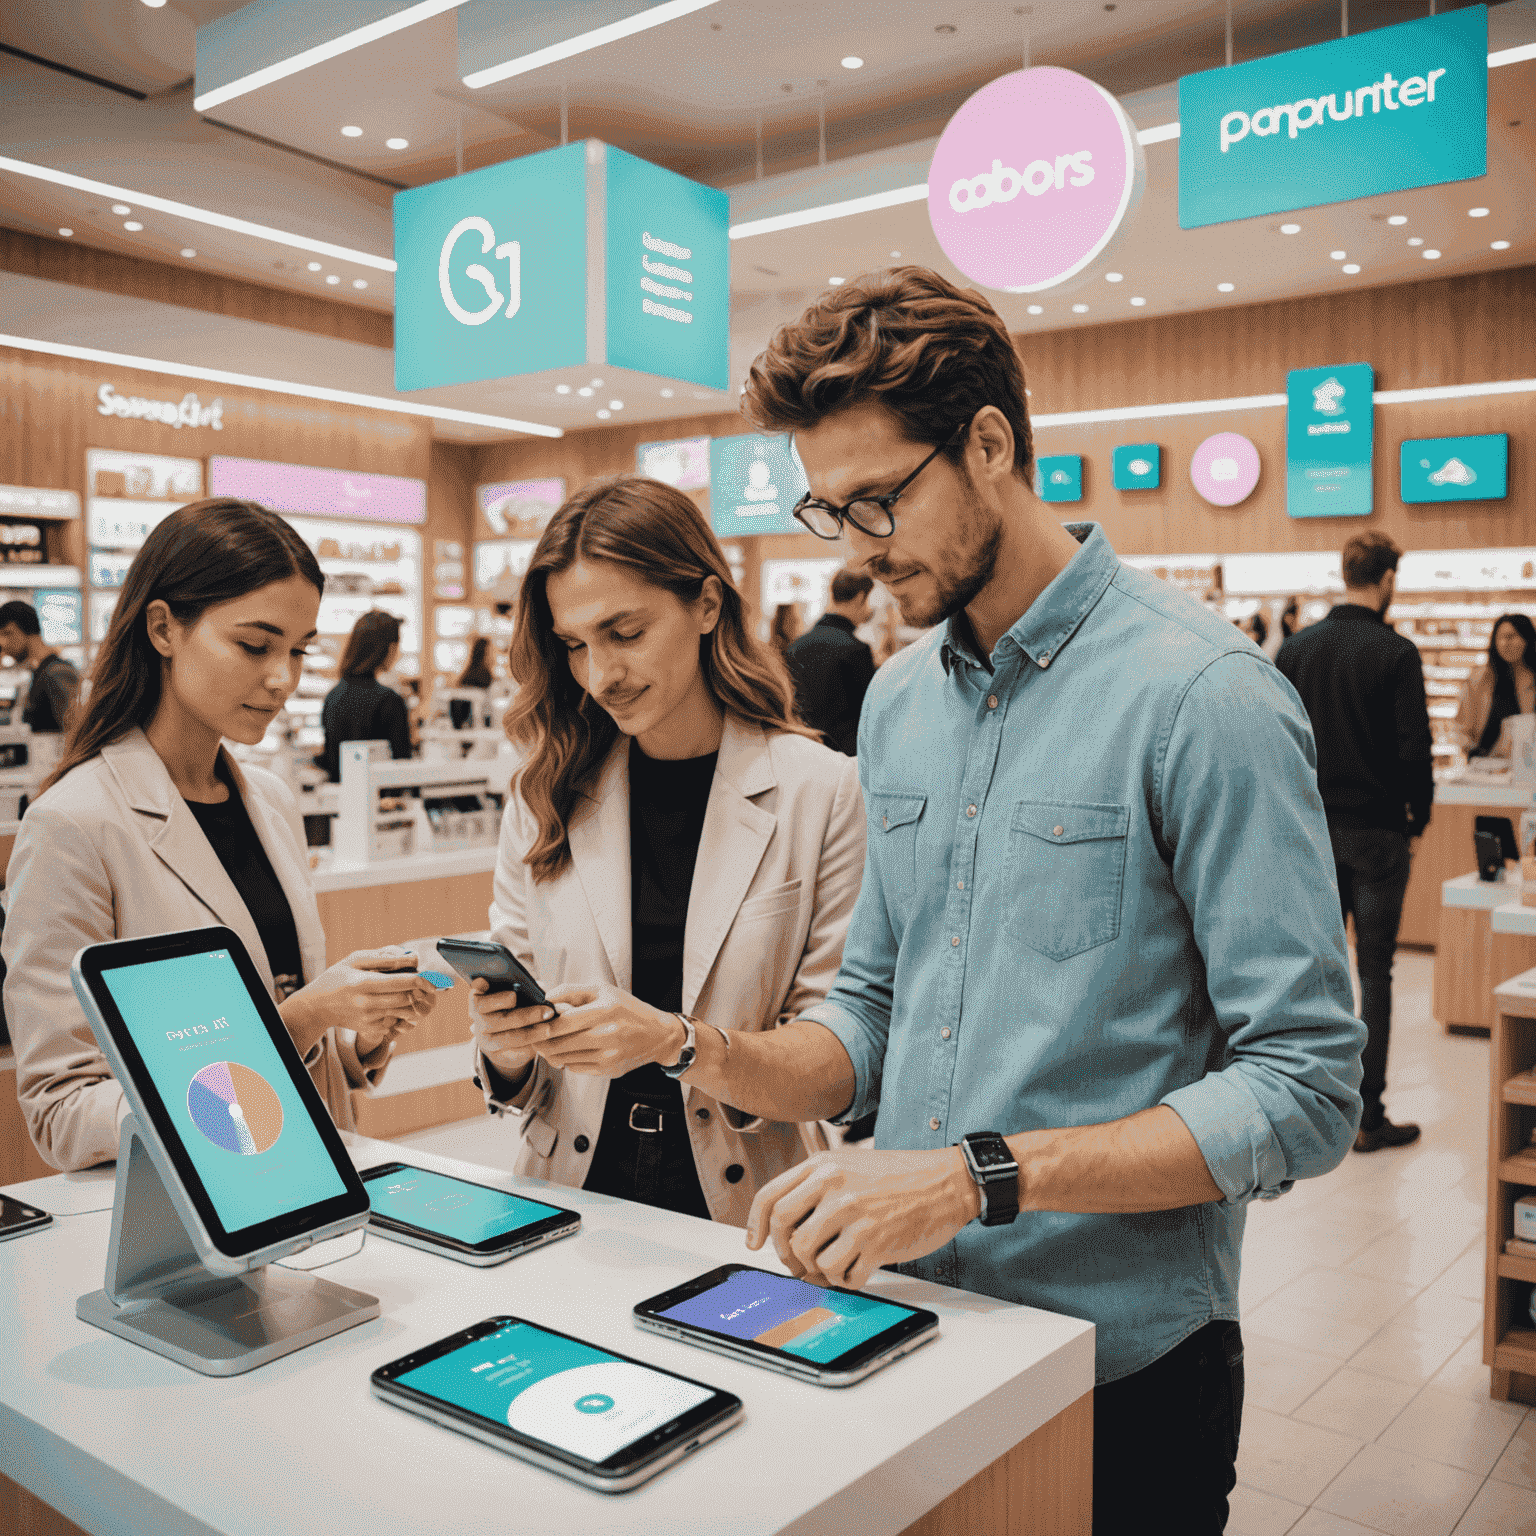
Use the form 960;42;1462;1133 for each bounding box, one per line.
873;480;1004;630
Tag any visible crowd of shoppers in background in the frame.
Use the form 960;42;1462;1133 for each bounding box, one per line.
0;600;79;735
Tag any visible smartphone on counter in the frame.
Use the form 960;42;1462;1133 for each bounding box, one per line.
634;1263;939;1387
0;1193;53;1243
370;1315;742;1492
360;1162;578;1266
436;938;548;1009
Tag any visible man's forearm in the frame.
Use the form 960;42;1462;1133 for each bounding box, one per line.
1007;1104;1222;1213
681;1018;856;1123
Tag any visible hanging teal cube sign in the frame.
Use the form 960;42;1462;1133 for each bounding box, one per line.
1035;455;1083;504
394;140;729;393
1113;444;1161;489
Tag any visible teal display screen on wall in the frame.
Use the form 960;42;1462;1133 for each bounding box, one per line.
1035;455;1083;504
709;434;807;538
394;143;588;391
1178;7;1488;229
1112;444;1161;490
1286;362;1374;519
1400;434;1509;504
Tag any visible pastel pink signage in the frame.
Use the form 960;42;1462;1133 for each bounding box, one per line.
207;457;425;524
1190;433;1262;507
928;66;1144;293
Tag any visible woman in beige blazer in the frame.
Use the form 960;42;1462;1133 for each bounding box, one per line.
5;500;439;1172
470;476;864;1227
1452;612;1536;757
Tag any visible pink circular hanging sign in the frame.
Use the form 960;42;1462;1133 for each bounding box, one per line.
1191;433;1262;507
928;66;1145;293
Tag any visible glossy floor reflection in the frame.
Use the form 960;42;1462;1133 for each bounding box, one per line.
400;951;1526;1534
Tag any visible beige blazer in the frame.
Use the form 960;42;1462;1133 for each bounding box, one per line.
4;728;387;1172
1454;663;1536;753
478;715;865;1227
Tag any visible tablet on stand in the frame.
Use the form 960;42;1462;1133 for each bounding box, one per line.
71;926;379;1376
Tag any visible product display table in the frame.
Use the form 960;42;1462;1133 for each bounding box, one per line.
0;1134;1095;1536
1435;873;1536;1034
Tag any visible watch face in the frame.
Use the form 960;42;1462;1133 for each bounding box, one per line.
968;1137;1014;1170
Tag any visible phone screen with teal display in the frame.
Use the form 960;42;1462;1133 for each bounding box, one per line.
365;1166;568;1246
101;949;347;1235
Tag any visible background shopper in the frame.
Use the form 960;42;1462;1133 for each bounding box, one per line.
784;568;877;756
4;499;439;1171
450;635;495;729
767;601;801;654
318;609;411;780
1277;530;1432;1152
1453;611;1536;757
0;599;79;734
469;474;864;1226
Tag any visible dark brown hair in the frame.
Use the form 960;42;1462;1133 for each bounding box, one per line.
505;474;816;882
741;265;1034;483
1341;531;1402;589
338;609;401;680
456;636;493;689
44;499;322;792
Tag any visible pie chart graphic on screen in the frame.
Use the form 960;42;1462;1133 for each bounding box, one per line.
187;1062;283;1155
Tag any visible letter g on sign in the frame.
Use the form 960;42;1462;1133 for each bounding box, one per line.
438;216;521;327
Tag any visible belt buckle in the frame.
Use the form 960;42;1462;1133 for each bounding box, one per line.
628;1102;664;1134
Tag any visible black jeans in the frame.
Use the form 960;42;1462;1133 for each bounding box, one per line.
581;1089;711;1219
1329;824;1413;1130
1093;1321;1244;1534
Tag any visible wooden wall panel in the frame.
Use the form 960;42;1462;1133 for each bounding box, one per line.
0;226;393;349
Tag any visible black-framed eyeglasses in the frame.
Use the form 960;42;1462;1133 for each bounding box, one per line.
792;421;969;541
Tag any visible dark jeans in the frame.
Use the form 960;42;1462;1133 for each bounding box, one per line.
1093;1321;1244;1534
581;1088;711;1219
1329;824;1413;1130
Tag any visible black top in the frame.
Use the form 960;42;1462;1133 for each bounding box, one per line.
612;739;718;1106
784;614;876;757
185;766;304;995
23;653;80;733
1276;603;1435;836
318;676;412;781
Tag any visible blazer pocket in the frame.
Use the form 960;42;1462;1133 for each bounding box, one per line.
523;1114;558;1160
736;878;803;923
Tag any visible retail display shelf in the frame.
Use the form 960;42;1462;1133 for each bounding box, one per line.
311;845;498;894
1443;872;1523;909
1498;1255;1536;1285
1437;779;1536;808
1493;904;1536;938
1493;1328;1536;1378
1486;970;1536;1402
1501;1074;1536;1108
1498;1151;1536;1184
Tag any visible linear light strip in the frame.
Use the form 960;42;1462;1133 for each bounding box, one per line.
1033;378;1536;428
462;0;725;88
0;155;396;272
729;183;930;240
1490;42;1536;67
1137;122;1181;144
194;0;472;112
0;334;562;438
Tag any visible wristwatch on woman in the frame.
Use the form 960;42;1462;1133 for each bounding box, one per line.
960;1131;1021;1226
660;1013;699;1079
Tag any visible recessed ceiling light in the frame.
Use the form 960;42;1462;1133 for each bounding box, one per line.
307;260;322;271
1130;296;1147;306
590;378;603;386
1423;248;1442;259
1072;303;1089;313
180;247;196;258
556;384;571;394
889;250;901;258
597;409;612;419
1388;215;1407;225
1407;237;1424;247
1026;304;1044;315
111;203;131;215
1279;223;1301;234
578;386;594;397
1492;240;1511;250
57;227;73;237
660;387;675;398
386;137;409;150
841;56;863;69
1469;207;1489;217
352;278;367;289
1342;263;1360;274
326;273;340;283
140;0;167;8
341;125;363;137
123;220;143;231
1330;250;1346;260
1217;282;1235;292
608;400;624;410
1105;271;1123;282
828;276;845;285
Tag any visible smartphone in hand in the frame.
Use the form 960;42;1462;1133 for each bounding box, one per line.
436;938;548;1009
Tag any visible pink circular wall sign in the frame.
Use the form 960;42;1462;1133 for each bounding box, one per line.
1191;433;1262;507
928;66;1145;293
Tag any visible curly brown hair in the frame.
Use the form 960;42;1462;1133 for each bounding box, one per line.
740;265;1033;484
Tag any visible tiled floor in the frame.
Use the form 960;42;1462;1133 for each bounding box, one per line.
397;951;1533;1535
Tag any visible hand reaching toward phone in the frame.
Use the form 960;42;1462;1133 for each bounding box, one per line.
280;947;440;1060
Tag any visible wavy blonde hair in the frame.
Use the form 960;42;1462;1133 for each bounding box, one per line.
506;474;817;882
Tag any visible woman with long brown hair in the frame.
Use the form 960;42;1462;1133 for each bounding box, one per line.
318;608;411;780
4;499;440;1172
468;474;865;1225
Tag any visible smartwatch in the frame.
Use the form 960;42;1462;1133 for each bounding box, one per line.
660;1013;698;1080
960;1131;1020;1227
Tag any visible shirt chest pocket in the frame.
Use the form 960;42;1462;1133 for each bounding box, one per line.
1005;800;1130;961
871;790;926;926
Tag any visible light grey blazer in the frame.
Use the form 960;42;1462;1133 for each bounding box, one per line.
478;715;865;1227
4;728;388;1172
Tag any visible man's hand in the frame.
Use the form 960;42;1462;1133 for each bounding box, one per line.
745;1148;982;1290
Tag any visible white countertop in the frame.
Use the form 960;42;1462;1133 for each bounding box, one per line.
1443;871;1524;909
1492;902;1536;937
311;846;498;894
1434;775;1536;807
0;1134;1093;1536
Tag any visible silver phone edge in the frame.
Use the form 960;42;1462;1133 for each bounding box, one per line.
0;1214;54;1242
365;1215;580;1267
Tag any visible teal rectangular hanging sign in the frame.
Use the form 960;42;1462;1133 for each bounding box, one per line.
1178;6;1488;230
1286;362;1375;519
708;434;808;539
1400;433;1508;503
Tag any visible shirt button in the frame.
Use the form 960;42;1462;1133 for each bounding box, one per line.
966;804;977;818
1053;825;1064;838
1039;652;1051;667
987;694;999;709
929;1117;940;1131
941;1027;952;1040
956;879;964;890
951;935;960;947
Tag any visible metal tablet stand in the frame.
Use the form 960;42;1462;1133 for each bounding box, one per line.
76;1118;379;1376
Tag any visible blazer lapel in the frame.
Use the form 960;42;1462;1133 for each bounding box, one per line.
681;716;775;1014
567;737;632;991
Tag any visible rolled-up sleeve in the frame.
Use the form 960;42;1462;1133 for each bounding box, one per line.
1155;653;1365;1203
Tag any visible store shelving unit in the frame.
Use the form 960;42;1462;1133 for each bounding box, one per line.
1485;968;1536;1403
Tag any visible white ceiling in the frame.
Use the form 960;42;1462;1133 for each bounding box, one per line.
1;0;1532;442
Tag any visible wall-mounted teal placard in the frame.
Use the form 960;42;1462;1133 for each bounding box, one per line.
1400;434;1509;503
708;434;807;538
1286;362;1374;518
1035;455;1083;504
1112;444;1161;490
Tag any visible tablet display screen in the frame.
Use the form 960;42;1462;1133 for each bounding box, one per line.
100;947;347;1234
366;1166;567;1246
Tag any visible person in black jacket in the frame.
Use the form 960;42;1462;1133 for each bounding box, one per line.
1277;531;1432;1152
783;569;877;757
318;610;412;780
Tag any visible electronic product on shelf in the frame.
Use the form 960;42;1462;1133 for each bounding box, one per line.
370;1315;742;1492
0;1192;52;1242
360;1162;578;1265
633;1263;939;1386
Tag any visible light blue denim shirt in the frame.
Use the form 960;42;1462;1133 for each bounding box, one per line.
801;523;1364;1383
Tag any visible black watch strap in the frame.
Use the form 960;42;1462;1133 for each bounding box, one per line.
961;1131;1020;1227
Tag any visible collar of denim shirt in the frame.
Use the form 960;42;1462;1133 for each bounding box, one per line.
938;522;1118;678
